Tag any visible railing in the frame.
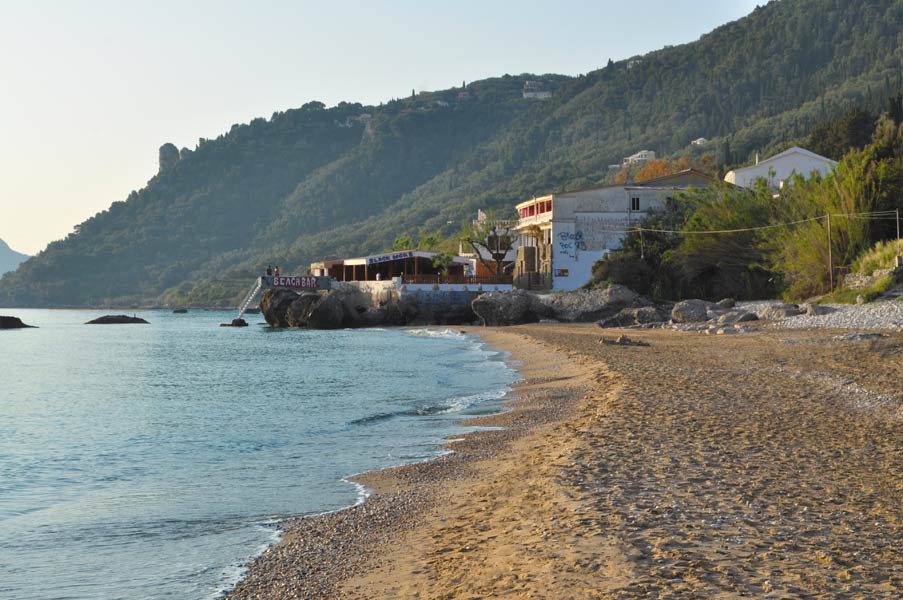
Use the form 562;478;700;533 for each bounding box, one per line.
401;274;513;285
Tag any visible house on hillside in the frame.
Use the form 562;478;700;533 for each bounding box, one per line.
724;146;837;189
621;149;656;166
513;169;714;291
523;81;552;100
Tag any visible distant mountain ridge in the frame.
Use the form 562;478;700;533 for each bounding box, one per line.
3;0;903;307
0;239;28;276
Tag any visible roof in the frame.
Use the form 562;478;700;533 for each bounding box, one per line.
342;250;470;267
629;168;714;187
516;169;714;207
732;146;837;172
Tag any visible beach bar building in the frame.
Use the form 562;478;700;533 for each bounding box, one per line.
513;169;714;291
310;250;471;283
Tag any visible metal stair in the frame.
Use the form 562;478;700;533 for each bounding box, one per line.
236;278;263;320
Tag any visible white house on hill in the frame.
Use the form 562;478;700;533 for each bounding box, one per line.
724;146;837;189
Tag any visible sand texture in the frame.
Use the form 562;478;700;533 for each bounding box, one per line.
231;324;903;599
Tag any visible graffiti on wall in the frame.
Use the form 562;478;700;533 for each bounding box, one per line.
574;215;631;251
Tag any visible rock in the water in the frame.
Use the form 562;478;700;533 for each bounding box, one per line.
716;298;736;308
172;308;188;314
472;289;547;326
0;316;35;329
671;299;718;323
261;288;300;327
759;304;801;320
85;315;149;324
220;318;248;327
597;306;666;328
548;284;649;322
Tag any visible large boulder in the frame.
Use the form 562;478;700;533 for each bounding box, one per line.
472;290;546;326
715;310;759;325
759;303;802;320
548;284;649;323
260;288;299;327
0;316;35;329
671;299;718;323
284;290;346;329
598;306;667;328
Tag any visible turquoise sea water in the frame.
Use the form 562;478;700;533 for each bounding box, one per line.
0;310;518;600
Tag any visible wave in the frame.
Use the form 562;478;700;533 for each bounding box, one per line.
348;388;509;427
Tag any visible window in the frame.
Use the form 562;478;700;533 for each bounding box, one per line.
630;197;640;211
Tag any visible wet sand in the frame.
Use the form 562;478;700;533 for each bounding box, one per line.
229;324;903;599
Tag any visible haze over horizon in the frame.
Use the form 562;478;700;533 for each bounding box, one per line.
1;0;760;256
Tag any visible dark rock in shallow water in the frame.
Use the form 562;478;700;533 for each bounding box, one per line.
172;308;188;314
85;315;149;324
243;308;261;314
0;316;36;329
220;318;248;327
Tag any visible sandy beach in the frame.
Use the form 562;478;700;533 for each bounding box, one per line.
229;323;903;599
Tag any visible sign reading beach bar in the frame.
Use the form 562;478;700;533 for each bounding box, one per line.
264;275;326;289
365;251;413;265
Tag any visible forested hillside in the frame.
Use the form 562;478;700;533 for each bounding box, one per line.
4;0;903;307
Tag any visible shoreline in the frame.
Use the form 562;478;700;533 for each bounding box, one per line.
228;322;903;598
225;327;591;599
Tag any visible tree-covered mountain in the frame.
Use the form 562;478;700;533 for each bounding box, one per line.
0;239;29;276
4;0;903;306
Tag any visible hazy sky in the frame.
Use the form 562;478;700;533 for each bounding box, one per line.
0;0;761;255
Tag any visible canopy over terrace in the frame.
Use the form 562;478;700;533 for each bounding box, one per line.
310;250;470;282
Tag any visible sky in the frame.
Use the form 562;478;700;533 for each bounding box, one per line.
0;0;761;256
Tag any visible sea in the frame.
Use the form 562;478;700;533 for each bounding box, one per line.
0;309;518;600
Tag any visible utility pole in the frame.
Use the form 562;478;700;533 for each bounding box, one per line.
827;213;834;291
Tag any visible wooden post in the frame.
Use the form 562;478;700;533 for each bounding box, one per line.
365;263;369;280
827;213;833;291
414;256;420;276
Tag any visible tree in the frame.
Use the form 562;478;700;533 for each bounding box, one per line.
461;215;515;281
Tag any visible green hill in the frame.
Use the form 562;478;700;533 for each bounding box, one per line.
4;0;903;307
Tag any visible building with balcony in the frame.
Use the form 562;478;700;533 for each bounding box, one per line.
513;169;714;290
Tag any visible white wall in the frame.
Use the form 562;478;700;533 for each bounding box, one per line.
725;151;836;188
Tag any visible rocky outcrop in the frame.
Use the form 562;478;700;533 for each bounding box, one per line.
261;289;299;327
0;316;35;329
472;290;548;326
671;299;719;323
85;315;149;324
547;284;650;322
158;143;180;174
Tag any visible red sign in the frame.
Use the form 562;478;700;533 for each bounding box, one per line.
270;276;319;289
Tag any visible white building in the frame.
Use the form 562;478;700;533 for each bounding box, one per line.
513;170;713;290
691;137;708;146
621;149;656;166
724;146;837;189
523;80;552;100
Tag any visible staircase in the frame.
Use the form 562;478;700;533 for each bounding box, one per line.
236;278;263;320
